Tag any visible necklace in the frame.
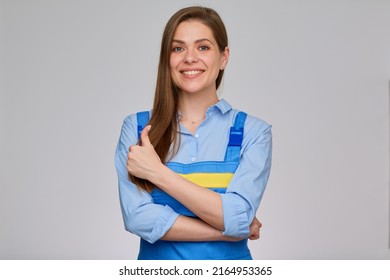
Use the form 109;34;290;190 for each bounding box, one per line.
179;114;205;124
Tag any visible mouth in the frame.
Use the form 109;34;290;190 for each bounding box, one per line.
180;70;205;76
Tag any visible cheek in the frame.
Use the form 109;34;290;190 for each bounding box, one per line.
169;59;177;79
209;57;223;74
170;55;181;69
169;59;179;85
207;55;222;69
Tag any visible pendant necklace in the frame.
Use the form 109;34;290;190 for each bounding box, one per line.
179;114;205;124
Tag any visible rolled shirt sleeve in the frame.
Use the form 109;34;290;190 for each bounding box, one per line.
114;114;179;244
221;116;272;237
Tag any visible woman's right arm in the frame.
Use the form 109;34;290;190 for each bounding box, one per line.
115;116;179;243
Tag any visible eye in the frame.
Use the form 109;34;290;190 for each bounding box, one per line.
198;45;210;51
172;46;184;52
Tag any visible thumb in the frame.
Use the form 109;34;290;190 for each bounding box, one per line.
140;125;152;146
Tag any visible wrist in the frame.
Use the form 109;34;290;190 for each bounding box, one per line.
219;231;244;242
150;163;172;187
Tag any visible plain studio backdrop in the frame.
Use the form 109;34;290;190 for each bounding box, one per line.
1;0;390;260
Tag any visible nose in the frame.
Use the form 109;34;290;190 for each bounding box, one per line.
184;49;198;63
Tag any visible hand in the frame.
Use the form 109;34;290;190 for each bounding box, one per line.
127;125;163;181
249;217;262;240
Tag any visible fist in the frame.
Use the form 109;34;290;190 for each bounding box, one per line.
249;217;262;240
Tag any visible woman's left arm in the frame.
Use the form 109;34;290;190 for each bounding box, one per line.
127;120;272;237
220;122;272;237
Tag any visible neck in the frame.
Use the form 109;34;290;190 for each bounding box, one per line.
178;91;219;120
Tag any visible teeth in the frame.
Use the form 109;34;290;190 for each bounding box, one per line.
182;70;203;75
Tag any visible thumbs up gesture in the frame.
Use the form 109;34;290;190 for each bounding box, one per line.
127;125;163;181
139;125;152;147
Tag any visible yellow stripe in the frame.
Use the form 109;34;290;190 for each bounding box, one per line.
179;173;233;188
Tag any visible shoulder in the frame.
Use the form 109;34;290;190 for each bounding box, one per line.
217;99;271;133
122;113;137;125
118;110;151;145
246;113;272;135
227;109;272;153
229;108;271;134
231;111;272;153
120;113;137;138
121;110;152;127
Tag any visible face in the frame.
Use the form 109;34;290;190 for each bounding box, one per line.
170;20;229;96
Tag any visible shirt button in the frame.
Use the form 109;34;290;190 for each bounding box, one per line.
194;134;200;138
191;157;196;162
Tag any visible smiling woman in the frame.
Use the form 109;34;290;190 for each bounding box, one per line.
114;6;272;260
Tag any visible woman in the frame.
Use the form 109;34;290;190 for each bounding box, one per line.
115;6;272;260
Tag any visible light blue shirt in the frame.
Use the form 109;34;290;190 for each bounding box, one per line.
115;99;272;244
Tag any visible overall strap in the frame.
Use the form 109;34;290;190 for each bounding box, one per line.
136;111;150;139
224;112;247;162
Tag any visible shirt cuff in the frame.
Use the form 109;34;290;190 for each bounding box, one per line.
146;205;180;244
221;193;250;238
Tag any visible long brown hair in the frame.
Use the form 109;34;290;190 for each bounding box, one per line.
130;6;229;192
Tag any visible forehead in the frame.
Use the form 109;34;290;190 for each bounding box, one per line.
173;20;215;42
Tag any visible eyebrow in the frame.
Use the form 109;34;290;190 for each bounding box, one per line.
172;38;214;45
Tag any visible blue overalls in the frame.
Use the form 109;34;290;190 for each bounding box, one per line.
135;111;251;260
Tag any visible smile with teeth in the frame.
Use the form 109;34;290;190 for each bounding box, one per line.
181;70;204;75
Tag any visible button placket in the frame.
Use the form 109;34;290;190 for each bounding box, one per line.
190;133;199;162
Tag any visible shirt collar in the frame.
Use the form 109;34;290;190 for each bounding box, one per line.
177;98;232;120
206;98;232;116
176;99;232;134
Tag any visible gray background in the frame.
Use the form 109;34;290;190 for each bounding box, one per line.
1;0;390;259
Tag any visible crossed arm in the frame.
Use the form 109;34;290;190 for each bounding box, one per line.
127;125;262;242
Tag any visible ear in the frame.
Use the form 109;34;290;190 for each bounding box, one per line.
220;47;230;70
